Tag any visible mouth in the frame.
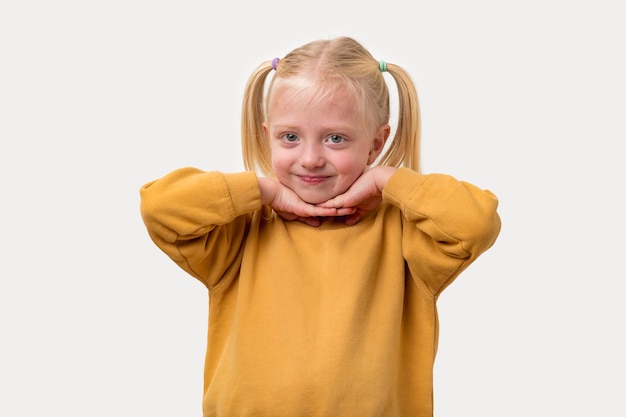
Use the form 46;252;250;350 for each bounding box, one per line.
297;175;330;185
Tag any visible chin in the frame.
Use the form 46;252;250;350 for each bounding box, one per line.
297;191;331;205
299;196;327;205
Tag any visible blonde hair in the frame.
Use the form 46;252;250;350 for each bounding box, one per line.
241;36;421;176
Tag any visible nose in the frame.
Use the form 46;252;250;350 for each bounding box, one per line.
299;141;325;169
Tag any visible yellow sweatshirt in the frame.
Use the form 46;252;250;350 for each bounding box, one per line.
140;167;501;417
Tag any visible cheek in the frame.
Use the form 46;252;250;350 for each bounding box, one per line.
270;148;291;175
333;151;370;176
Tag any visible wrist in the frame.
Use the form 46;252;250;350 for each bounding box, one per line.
375;166;397;192
258;177;277;205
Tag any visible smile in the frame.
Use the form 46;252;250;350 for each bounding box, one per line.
298;175;329;185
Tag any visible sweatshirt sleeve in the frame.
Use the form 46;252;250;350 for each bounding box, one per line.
382;168;501;295
139;167;261;288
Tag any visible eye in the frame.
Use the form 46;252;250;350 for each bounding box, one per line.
326;134;345;144
281;133;299;143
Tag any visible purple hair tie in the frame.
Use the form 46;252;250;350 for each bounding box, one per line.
271;57;280;71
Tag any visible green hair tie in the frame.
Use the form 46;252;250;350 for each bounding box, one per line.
378;60;387;72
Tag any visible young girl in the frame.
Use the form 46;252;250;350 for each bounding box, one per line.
140;36;501;417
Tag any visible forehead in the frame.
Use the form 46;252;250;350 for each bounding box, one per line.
267;77;367;124
270;77;355;107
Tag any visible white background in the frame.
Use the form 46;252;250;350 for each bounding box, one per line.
1;1;624;416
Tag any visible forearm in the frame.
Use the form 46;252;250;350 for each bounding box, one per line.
383;168;501;255
140;168;261;241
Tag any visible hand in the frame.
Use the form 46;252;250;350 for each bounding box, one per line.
259;177;355;227
317;166;397;225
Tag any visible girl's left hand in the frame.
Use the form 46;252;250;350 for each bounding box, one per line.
318;166;397;225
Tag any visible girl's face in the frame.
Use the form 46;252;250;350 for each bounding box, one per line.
264;82;389;204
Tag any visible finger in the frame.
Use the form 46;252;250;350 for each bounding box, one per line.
316;196;345;208
274;210;298;222
298;216;322;227
313;207;340;216
344;213;362;226
334;207;357;216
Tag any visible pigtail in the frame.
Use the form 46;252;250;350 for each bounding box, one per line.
241;61;274;176
379;63;421;172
